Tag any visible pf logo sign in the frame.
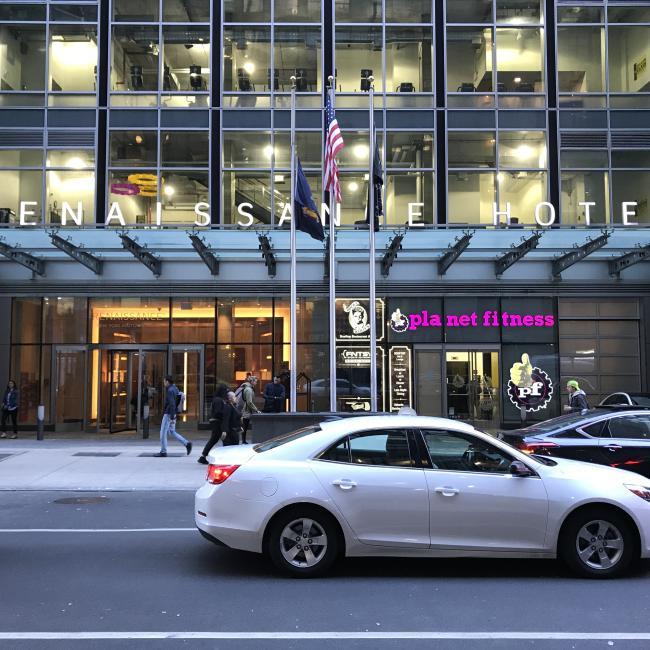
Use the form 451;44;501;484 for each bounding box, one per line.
507;353;554;412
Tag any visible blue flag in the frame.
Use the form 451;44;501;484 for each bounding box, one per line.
294;158;324;241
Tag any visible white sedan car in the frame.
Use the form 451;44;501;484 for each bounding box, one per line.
195;415;650;578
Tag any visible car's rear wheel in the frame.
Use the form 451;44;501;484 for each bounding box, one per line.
267;507;341;578
559;508;638;578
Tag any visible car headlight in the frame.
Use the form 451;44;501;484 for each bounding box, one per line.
625;484;650;502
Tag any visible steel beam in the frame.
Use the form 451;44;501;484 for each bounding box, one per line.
119;233;161;277
0;239;45;276
50;233;103;275
258;234;276;277
438;232;473;276
188;233;219;275
552;232;610;279
381;233;404;277
609;245;650;277
495;231;543;277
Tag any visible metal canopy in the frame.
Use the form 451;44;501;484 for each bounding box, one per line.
552;232;611;279
0;238;45;276
50;233;102;275
609;245;650;277
188;233;219;276
381;232;404;277
258;233;276;277
119;233;161;277
495;231;543;277
438;232;473;276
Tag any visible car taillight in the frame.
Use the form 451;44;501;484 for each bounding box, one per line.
520;441;559;455
207;464;240;485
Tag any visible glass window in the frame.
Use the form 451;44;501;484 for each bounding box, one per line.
110;131;157;167
113;0;159;22
496;27;544;92
216;344;274;391
163;0;210;22
338;172;369;225
448;171;495;225
498;171;547;224
320;436;351;462
608;7;650;23
47;150;95;169
611;171;650;225
46;170;96;224
49;26;98;94
50;5;98;22
162;26;210;92
0;170;43;223
161;131;209;167
224;0;271;22
385;0;431;23
336;0;382;23
10;345;41;424
335;27;383;92
255;426;320;453
561;150;608;169
498;131;546;168
223;131;272;168
385;27;433;93
0;150;43;167
386;133;433;169
89;298;170;344
448;132;496;168
222;170;272;225
223;27;271;93
108;170;158;225
172;299;214;343
557;27;605;93
581;421;608;437
447;28;493;93
217;299;276;343
611;150;650;169
347;430;413;467
0;25;46;91
111;26;159;91
12;298;41;344
385;171;434;225
609;415;650;440
496;0;541;25
160;170;208;223
422;429;513;473
274;132;322;168
446;1;492;23
297;344;329;411
0;4;46;21
557;6;604;24
43;297;87;344
274;27;321;93
275;0;321;22
561;171;609;225
608;26;650;93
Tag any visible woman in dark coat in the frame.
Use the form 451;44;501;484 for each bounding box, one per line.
1;380;19;439
197;384;229;464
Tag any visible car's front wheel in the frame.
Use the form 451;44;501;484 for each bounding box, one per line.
267;507;341;578
559;508;638;578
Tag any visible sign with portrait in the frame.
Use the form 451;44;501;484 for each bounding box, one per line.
336;298;385;342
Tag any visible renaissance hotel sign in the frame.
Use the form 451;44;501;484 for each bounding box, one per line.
11;199;649;228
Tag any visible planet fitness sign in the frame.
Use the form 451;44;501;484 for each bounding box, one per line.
507;354;554;413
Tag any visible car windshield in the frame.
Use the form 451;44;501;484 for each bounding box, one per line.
253;426;321;453
521;412;595;434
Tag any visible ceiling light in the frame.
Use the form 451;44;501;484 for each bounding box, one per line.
497;172;505;183
243;61;255;75
66;156;85;170
515;145;534;160
514;77;522;84
163;185;175;197
274;174;285;182
135;135;143;144
353;144;369;159
349;181;359;192
264;145;274;159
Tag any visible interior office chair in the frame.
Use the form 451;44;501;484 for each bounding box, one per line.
189;65;203;90
360;69;373;92
398;82;415;92
517;82;534;92
237;68;253;91
497;82;506;93
457;82;475;92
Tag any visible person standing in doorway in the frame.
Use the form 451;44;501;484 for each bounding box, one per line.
564;379;590;413
263;376;286;413
240;376;260;444
197;384;229;465
1;380;19;439
155;375;192;457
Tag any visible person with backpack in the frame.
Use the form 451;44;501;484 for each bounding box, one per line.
197;384;229;465
155;375;192;457
237;376;260;444
563;379;590;413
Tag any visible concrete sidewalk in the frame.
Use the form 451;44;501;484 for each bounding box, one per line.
0;436;233;491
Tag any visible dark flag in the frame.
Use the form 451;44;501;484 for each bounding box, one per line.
366;134;383;231
294;158;324;241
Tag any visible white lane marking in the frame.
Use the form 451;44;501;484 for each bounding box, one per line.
0;528;195;533
1;632;650;640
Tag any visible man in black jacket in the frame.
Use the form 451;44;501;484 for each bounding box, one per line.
154;375;192;457
198;384;229;464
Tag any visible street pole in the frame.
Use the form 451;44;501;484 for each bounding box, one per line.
328;78;337;414
368;77;378;413
289;76;297;413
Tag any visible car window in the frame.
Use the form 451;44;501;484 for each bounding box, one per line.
253;426;321;453
421;429;513;474
581;420;609;438
608;415;650;440
602;395;625;405
551;428;588;439
631;396;650;407
523;412;594;434
320;429;413;467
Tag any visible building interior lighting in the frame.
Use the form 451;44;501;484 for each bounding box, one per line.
264;145;274;159
349;181;359;192
354;144;369;159
514;144;534;160
514;77;522;84
243;61;255;75
163;185;175;197
66;157;86;170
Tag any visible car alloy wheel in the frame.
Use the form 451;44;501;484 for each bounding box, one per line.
279;518;328;569
575;519;624;571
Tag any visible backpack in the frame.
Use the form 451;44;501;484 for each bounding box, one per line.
175;390;186;414
234;384;246;410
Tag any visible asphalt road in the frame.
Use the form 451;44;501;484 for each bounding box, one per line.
2;490;650;649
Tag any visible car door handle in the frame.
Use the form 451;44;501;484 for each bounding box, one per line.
332;479;357;490
605;445;623;451
434;486;459;496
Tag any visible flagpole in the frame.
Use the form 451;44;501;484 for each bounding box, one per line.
368;77;378;413
289;76;297;413
328;77;337;414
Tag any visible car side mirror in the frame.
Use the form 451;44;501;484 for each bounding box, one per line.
510;460;536;477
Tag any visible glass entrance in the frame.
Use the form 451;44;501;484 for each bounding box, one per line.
170;346;204;424
109;351;132;433
446;350;500;430
415;349;443;417
53;347;87;432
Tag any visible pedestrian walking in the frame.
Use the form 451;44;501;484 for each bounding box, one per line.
225;391;243;445
154;375;192;457
1;380;19;439
197;384;229;465
239;376;260;444
564;379;590;413
263;376;286;413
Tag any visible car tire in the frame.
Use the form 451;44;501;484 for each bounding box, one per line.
267;507;341;578
559;507;638;579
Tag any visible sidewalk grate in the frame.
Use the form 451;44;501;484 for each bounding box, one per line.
0;453;12;462
73;452;121;458
138;453;184;458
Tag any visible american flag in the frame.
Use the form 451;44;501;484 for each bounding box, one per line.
324;93;344;203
